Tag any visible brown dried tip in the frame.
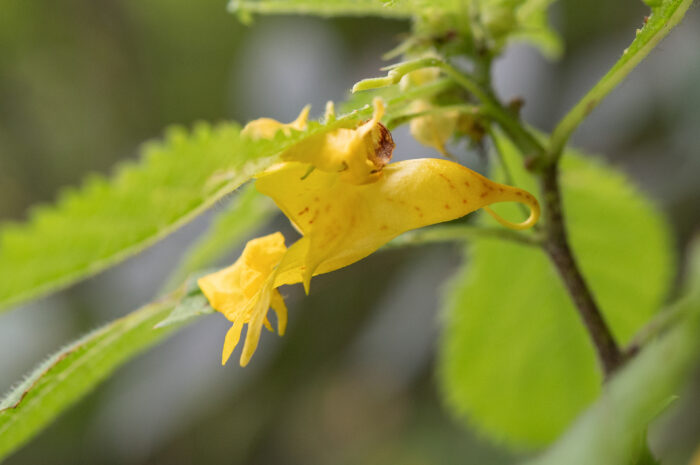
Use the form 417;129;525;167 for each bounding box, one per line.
371;122;395;170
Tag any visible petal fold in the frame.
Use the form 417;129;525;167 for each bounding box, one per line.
241;105;310;140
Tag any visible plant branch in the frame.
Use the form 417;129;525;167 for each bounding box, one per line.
539;165;625;376
434;61;546;159
385;103;479;130
472;59;630;376
547;0;694;164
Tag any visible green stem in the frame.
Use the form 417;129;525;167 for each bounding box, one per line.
488;127;534;221
386;103;479;130
384;78;454;109
547;0;694;163
441;56;625;376
435;60;546;159
385;224;543;249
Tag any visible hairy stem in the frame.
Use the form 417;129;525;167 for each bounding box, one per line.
540;165;625;376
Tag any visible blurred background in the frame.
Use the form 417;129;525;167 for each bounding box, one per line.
1;0;699;463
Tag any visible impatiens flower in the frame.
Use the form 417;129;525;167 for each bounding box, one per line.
398;64;441;90
200;100;541;367
258;158;540;292
281;98;394;185
399;62;459;154
197;232;288;366
408;99;459;155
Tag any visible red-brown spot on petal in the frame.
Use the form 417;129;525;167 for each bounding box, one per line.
308;209;319;225
438;173;456;189
444;203;451;210
298;207;309;215
480;192;488;198
462;199;467;204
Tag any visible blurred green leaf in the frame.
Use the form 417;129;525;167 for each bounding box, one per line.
0;180;280;459
0;296;180;461
231;0;561;58
478;0;562;58
163;183;276;290
439;135;674;447
525;238;700;465
510;0;563;58
0;122;265;312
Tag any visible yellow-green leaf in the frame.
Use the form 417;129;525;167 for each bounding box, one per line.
439;136;674;447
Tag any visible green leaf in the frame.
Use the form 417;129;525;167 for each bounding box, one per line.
228;0;415;21
0;181;277;459
0;296;180;461
525;239;700;465
154;293;213;329
0;107;376;314
438;137;674;447
0;122;267;312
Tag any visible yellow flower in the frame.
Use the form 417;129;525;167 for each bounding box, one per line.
241;105;310;140
399;65;459;155
242;99;393;185
281;98;394;185
200;100;541;367
408;99;459;156
197;232;288;366
258;158;540;293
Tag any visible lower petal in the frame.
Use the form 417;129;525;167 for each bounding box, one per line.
270;289;288;336
240;289;271;366
222;319;245;366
